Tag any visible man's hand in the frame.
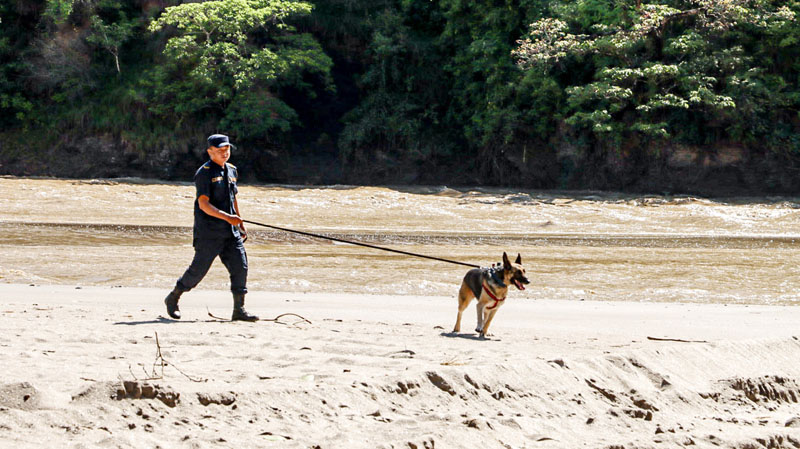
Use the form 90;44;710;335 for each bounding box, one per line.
233;197;246;242
226;214;244;227
199;196;244;227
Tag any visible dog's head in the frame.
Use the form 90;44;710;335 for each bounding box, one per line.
502;252;529;290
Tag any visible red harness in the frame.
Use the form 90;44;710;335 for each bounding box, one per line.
482;282;506;310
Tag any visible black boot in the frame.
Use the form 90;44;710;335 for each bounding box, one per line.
232;293;258;321
164;287;182;319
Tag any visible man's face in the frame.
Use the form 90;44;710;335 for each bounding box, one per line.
207;145;230;165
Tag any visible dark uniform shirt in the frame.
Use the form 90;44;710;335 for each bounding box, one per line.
193;160;241;240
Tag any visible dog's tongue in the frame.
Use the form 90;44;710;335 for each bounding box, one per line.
514;279;525;290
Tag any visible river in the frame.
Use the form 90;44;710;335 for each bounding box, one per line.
1;177;798;304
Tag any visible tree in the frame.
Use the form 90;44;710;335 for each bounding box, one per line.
514;0;797;149
148;0;333;139
338;3;454;171
436;0;554;181
0;2;35;128
86;11;134;75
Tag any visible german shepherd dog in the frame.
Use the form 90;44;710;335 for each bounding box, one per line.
453;252;529;338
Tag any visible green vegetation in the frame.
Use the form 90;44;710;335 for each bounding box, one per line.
2;0;799;192
516;1;798;151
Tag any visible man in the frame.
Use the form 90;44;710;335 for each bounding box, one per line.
163;134;258;321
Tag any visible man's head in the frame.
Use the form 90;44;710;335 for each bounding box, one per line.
207;134;234;165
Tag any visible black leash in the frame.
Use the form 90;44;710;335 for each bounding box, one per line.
243;219;480;268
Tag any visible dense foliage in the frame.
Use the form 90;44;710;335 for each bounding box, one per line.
2;0;800;191
516;1;798;152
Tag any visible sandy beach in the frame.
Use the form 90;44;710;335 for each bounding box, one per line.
2;178;800;447
2;284;800;448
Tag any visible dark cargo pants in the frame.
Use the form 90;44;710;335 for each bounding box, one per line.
176;236;248;294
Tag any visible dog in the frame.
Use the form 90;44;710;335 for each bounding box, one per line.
453;252;529;338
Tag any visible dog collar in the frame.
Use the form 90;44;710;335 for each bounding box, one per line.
482;282;506;310
488;268;506;287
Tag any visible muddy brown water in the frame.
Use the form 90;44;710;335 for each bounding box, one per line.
1;177;799;304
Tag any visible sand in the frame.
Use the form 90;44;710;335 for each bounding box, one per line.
3;177;800;447
2;283;800;448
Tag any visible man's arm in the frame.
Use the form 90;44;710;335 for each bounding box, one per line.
198;195;243;227
233;197;247;241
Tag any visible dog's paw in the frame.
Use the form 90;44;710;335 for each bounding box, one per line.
475;327;483;333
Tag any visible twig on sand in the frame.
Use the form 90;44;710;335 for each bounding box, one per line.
152;332;166;378
207;307;312;326
647;336;709;343
382;349;415;358
127;332;205;383
127;364;141;381
441;355;468;366
206;308;227;321
264;313;312;326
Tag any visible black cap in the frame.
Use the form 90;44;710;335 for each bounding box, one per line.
207;134;234;148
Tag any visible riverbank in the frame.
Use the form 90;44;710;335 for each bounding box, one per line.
1;284;800;448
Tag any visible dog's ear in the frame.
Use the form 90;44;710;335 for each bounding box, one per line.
502;252;511;270
515;253;522;265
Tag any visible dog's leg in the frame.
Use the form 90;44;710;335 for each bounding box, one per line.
475;301;486;333
453;283;474;333
480;309;499;338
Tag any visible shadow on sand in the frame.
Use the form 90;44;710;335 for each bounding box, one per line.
439;331;498;341
113;316;218;325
